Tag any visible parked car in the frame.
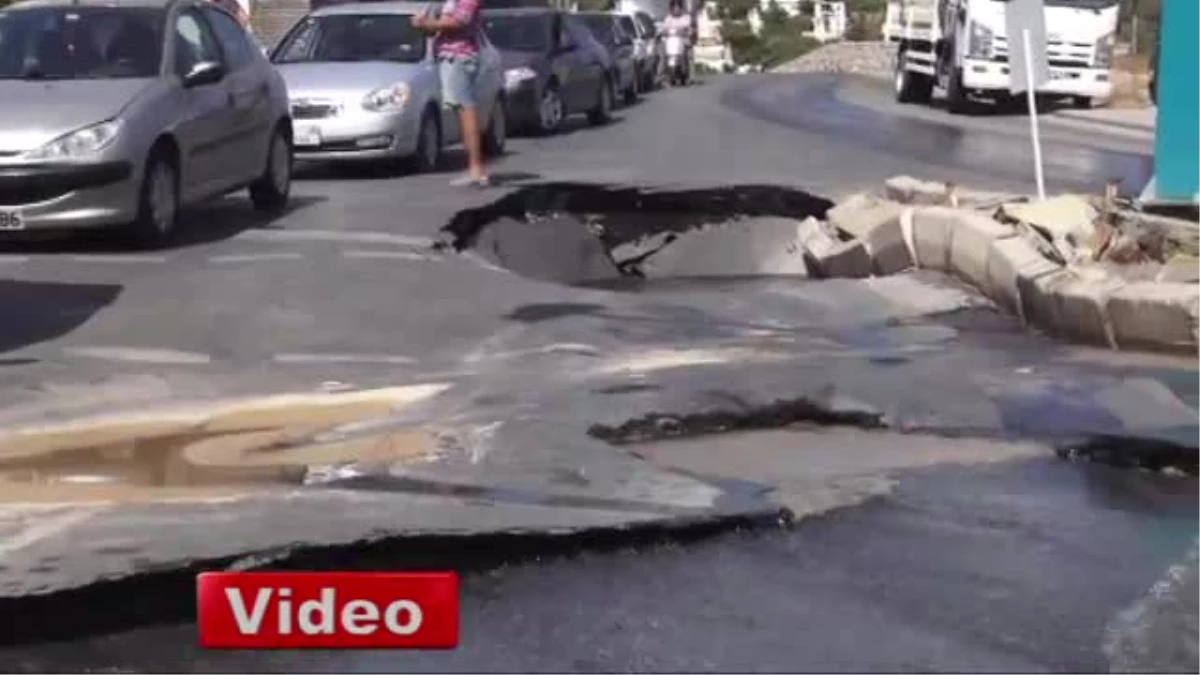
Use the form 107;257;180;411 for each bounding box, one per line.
272;1;507;171
624;9;663;91
0;0;292;245
573;11;640;105
483;7;614;135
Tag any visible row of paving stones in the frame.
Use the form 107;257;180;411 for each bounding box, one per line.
614;176;1198;355
856;177;1198;355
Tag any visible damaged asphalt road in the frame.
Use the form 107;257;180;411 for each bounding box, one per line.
0;75;1194;671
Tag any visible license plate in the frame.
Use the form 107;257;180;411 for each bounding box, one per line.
1049;70;1069;80
0;209;23;231
294;125;322;148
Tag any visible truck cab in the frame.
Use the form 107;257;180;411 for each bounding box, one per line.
888;0;1120;113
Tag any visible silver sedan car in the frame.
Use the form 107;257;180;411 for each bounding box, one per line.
0;0;293;245
272;1;507;171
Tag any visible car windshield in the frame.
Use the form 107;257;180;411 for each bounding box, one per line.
273;13;425;64
0;6;164;80
634;13;655;38
484;14;550;53
577;14;616;45
616;15;636;40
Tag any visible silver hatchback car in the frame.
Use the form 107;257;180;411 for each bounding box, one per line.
272;1;506;172
0;0;292;245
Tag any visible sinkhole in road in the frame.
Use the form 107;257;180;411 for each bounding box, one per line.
439;182;835;287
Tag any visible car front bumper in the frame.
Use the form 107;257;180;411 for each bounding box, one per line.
0;161;137;232
961;59;1113;98
504;83;541;128
290;108;420;162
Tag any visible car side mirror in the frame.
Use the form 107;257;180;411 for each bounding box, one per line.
182;60;226;88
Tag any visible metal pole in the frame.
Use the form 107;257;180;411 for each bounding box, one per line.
1023;27;1046;200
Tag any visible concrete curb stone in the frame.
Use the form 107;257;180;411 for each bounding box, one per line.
948;211;1018;290
984;235;1062;320
909;206;957;270
1022;270;1124;348
1106;282;1200;354
826;193;913;275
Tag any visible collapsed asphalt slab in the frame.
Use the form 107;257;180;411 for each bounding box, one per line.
0;181;1195;649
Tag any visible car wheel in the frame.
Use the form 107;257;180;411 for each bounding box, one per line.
126;148;179;248
624;68;640;105
1071;95;1094;110
484;98;508;157
412;109;442;173
249;124;292;215
536;83;565;135
587;76;613;126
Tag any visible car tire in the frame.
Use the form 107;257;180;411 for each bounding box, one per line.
1071;95;1094;110
483;98;508;157
249;124;292;216
126;146;179;248
412;109;442;173
624;68;640;105
536;83;565;136
587;75;613;126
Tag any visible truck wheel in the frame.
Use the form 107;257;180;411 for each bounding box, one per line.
895;53;934;104
945;67;971;115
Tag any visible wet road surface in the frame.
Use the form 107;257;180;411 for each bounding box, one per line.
3;454;1195;673
0;75;1191;673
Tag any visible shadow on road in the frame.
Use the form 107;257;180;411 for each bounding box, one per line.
0;279;122;354
0;196;325;255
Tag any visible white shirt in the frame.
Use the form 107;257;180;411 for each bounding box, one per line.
662;13;691;37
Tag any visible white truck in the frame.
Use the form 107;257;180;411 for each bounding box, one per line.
883;0;1120;113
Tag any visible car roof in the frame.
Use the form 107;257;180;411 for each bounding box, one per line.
5;0;175;9
311;1;437;17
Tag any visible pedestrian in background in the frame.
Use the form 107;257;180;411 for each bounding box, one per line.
412;0;490;187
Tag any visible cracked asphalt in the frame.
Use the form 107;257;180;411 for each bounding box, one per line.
0;74;1194;672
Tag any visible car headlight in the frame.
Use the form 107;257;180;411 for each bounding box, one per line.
23;120;121;160
1094;32;1115;68
504;67;537;89
362;83;410;112
967;21;993;59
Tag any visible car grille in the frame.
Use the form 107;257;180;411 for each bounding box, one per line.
291;102;341;120
0;185;71;206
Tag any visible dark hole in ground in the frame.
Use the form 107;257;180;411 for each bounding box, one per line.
438;182;834;288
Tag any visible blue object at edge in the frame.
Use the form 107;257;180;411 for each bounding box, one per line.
1153;0;1199;204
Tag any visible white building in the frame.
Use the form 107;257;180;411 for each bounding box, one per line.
694;2;734;72
808;1;847;42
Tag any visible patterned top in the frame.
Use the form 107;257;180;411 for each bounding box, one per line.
434;0;482;59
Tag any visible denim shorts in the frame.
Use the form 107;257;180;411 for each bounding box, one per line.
439;54;481;108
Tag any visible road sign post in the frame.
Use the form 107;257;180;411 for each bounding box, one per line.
1005;0;1049;200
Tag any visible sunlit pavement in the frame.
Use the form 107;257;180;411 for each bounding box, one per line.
0;75;1193;673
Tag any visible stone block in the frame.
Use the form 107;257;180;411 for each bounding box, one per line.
1106;282;1200;353
985;236;1061;318
816;238;872;279
909;207;956;270
827;193;913;275
1021;270;1123;347
947;210;1017;289
1156;254;1200;283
